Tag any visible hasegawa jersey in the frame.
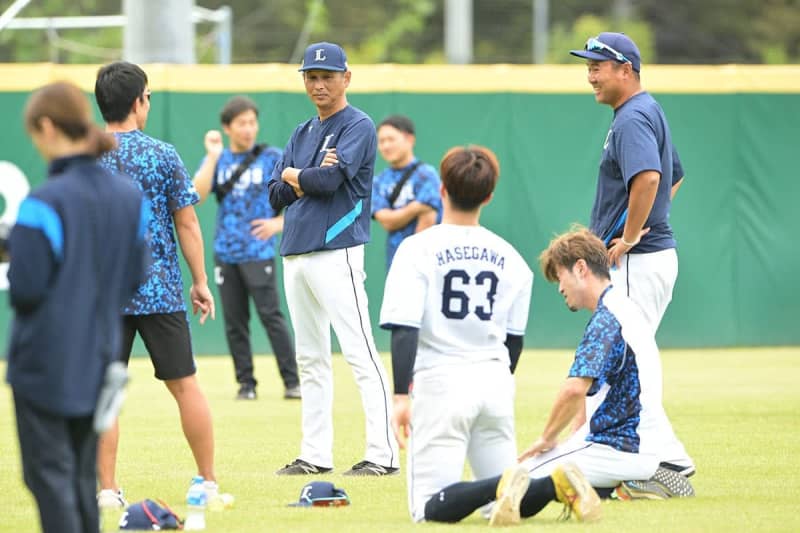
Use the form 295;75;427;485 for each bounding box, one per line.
380;224;533;372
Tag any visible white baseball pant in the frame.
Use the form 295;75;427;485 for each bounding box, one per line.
408;360;516;522
282;244;398;469
610;247;693;470
522;431;659;488
611;247;678;333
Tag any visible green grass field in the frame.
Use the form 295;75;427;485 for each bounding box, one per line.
2;347;799;532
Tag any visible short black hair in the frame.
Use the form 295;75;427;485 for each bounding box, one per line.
439;145;500;211
220;95;259;125
378;115;415;135
94;61;148;123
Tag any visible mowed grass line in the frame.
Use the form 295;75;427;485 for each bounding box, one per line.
1;347;798;532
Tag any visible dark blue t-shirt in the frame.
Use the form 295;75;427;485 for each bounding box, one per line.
269;105;376;256
371;159;442;269
198;146;281;263
589;92;684;253
100;130;199;315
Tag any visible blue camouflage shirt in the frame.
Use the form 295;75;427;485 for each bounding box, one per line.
371;159;442;269
199;146;282;264
100;130;199;315
569;286;643;453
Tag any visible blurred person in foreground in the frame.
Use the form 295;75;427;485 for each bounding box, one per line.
6;81;148;533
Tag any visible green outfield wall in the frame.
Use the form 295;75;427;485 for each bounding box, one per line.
1;64;798;355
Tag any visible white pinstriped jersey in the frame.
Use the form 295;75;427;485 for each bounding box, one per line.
379;224;533;372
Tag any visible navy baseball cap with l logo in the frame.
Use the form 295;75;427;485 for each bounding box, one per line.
287;481;350;507
299;42;348;72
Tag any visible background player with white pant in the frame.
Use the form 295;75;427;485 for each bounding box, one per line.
569;32;685;333
268;42;398;476
380;145;533;522
569;32;692;475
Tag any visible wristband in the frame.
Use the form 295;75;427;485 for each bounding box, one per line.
621;236;638;247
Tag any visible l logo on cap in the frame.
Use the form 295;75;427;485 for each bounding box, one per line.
314;49;327;61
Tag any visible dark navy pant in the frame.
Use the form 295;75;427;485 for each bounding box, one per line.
215;258;298;389
14;392;99;533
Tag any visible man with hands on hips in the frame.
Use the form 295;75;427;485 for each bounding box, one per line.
569;31;693;477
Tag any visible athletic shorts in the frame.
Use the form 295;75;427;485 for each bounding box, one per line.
120;311;196;380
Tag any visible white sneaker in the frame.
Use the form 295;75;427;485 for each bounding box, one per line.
97;488;127;509
202;480;234;511
202;480;219;501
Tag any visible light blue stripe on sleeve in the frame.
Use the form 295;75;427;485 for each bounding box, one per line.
16;197;64;261
138;197;151;241
325;199;363;244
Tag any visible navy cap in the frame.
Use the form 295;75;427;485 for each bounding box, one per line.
288;481;350;507
570;32;641;72
119;499;181;530
299;42;348;72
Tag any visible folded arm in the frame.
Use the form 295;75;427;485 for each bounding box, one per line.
374;201;434;232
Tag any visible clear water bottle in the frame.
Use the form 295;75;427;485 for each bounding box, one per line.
184;475;207;531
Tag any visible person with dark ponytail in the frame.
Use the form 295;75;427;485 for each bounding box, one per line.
6;81;149;533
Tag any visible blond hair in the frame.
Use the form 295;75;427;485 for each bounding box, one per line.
539;225;610;282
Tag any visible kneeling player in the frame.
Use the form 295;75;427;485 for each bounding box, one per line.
380;145;533;522
418;228;694;525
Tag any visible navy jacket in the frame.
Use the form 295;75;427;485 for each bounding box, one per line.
268;105;376;256
6;155;149;417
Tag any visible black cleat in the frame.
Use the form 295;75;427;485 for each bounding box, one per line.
275;458;332;476
283;385;301;399
341;460;398;476
236;384;257;400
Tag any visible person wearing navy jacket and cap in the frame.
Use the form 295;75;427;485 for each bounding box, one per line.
569;33;694;478
269;41;399;477
6;81;149;533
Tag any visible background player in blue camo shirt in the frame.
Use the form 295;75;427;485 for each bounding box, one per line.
371;115;442;270
193;95;300;402
94;61;226;509
269;42;399;477
570;32;692;475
